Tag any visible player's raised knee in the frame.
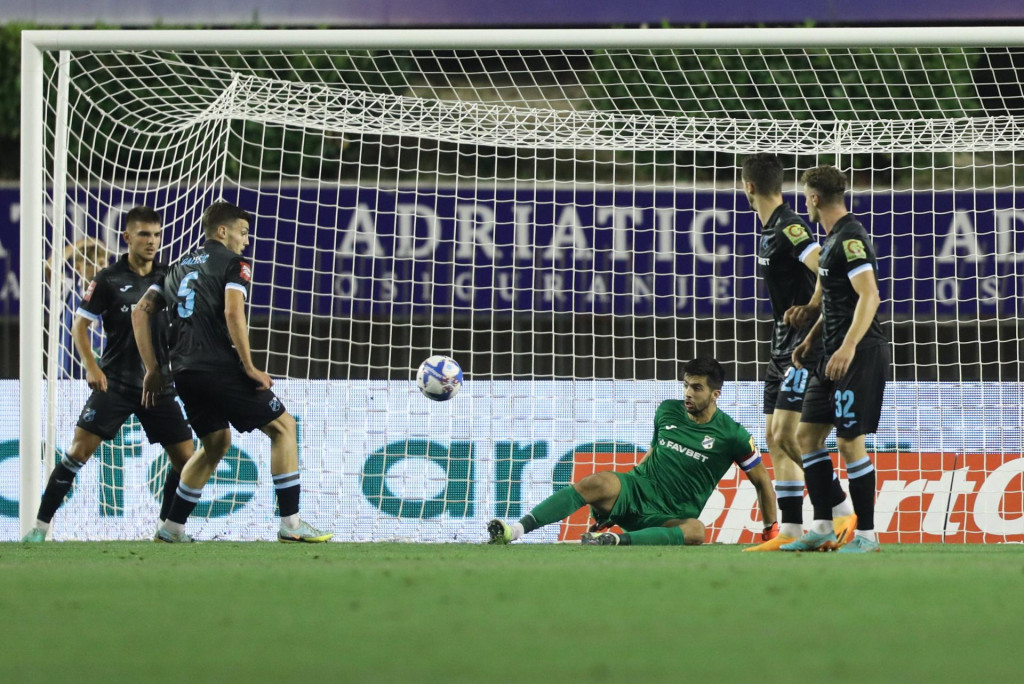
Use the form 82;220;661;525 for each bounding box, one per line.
263;411;296;439
573;471;619;501
795;423;827;454
200;429;232;460
771;428;800;460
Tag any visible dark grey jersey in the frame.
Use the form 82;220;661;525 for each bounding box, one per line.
156;240;252;374
77;254;171;390
757;202;822;360
817;214;887;355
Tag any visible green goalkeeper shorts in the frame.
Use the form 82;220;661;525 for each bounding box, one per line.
590;470;701;532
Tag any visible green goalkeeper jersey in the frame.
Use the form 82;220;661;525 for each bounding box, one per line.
634;399;760;512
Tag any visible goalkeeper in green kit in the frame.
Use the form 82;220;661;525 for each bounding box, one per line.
488;357;778;546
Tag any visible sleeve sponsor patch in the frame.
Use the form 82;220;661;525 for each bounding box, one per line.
83;279;97;302
842;239;867;262
239;261;252;282
783;223;809;245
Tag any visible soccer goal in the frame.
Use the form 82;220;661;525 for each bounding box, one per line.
16;28;1024;543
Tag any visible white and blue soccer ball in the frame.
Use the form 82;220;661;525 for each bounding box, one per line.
416;355;464;402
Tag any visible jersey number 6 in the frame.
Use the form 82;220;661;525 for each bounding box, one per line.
176;271;200;318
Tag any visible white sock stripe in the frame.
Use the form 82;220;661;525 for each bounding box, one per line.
848;457;875;478
175;483;203;503
60;455;83;472
802;450;831;468
273;472;301;489
776;481;804;497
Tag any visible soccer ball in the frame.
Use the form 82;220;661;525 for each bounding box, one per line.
416;355;464;402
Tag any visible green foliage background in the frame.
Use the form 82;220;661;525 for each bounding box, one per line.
0;24;26;178
0;23;1002;185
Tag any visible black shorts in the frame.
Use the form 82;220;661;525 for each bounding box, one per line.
173;369;286;438
76;383;192;445
801;343;890;439
762;356;814;415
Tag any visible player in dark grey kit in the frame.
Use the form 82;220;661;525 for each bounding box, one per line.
781;165;890;554
741;154;857;552
22;207;197;542
133;201;330;543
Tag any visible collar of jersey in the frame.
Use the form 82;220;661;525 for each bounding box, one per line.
832;213;858;232
763;201;792;232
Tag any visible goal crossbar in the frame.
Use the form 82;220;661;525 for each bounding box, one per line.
21;26;1024;51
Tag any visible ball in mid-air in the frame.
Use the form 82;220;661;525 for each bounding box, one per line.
416;355;463;402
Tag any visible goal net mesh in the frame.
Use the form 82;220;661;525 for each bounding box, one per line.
30;39;1024;542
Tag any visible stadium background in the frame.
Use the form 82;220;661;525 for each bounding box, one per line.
1;2;1023;383
2;3;1023;541
4;6;1024;684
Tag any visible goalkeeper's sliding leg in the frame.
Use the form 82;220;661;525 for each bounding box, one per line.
486;470;705;546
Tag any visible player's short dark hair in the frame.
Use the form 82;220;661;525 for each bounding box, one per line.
682;357;725;391
123;206;161;230
201;201;252;237
801;165;848;206
741;153;784;196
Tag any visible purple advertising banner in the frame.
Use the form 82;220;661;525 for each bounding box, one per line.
4;0;1023;27
1;186;1022;320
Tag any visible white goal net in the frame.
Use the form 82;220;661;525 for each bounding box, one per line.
14;29;1024;543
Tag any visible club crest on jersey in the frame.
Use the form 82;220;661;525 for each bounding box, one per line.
269;397;281;412
783;223;808;245
843;239;866;261
702;435;715;450
239;262;252;282
81;409;96;422
83;280;97;302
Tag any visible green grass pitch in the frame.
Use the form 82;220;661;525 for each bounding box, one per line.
2;542;1022;683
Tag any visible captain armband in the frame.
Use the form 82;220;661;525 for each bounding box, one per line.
737;452;762;472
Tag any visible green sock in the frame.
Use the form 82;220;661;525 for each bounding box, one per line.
520;487;586;533
622;526;686;546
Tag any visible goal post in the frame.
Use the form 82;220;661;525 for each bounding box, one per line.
17;27;1024;543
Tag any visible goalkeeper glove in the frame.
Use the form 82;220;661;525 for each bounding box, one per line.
761;522;779;541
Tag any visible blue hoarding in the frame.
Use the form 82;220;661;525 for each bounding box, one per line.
4;1;1023;27
1;185;1022;320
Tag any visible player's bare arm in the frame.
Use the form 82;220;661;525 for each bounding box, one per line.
71;314;106;392
825;269;881;381
784;275;822;328
792;315;824;369
131;287;165;408
224;287;272;390
744;461;777;528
